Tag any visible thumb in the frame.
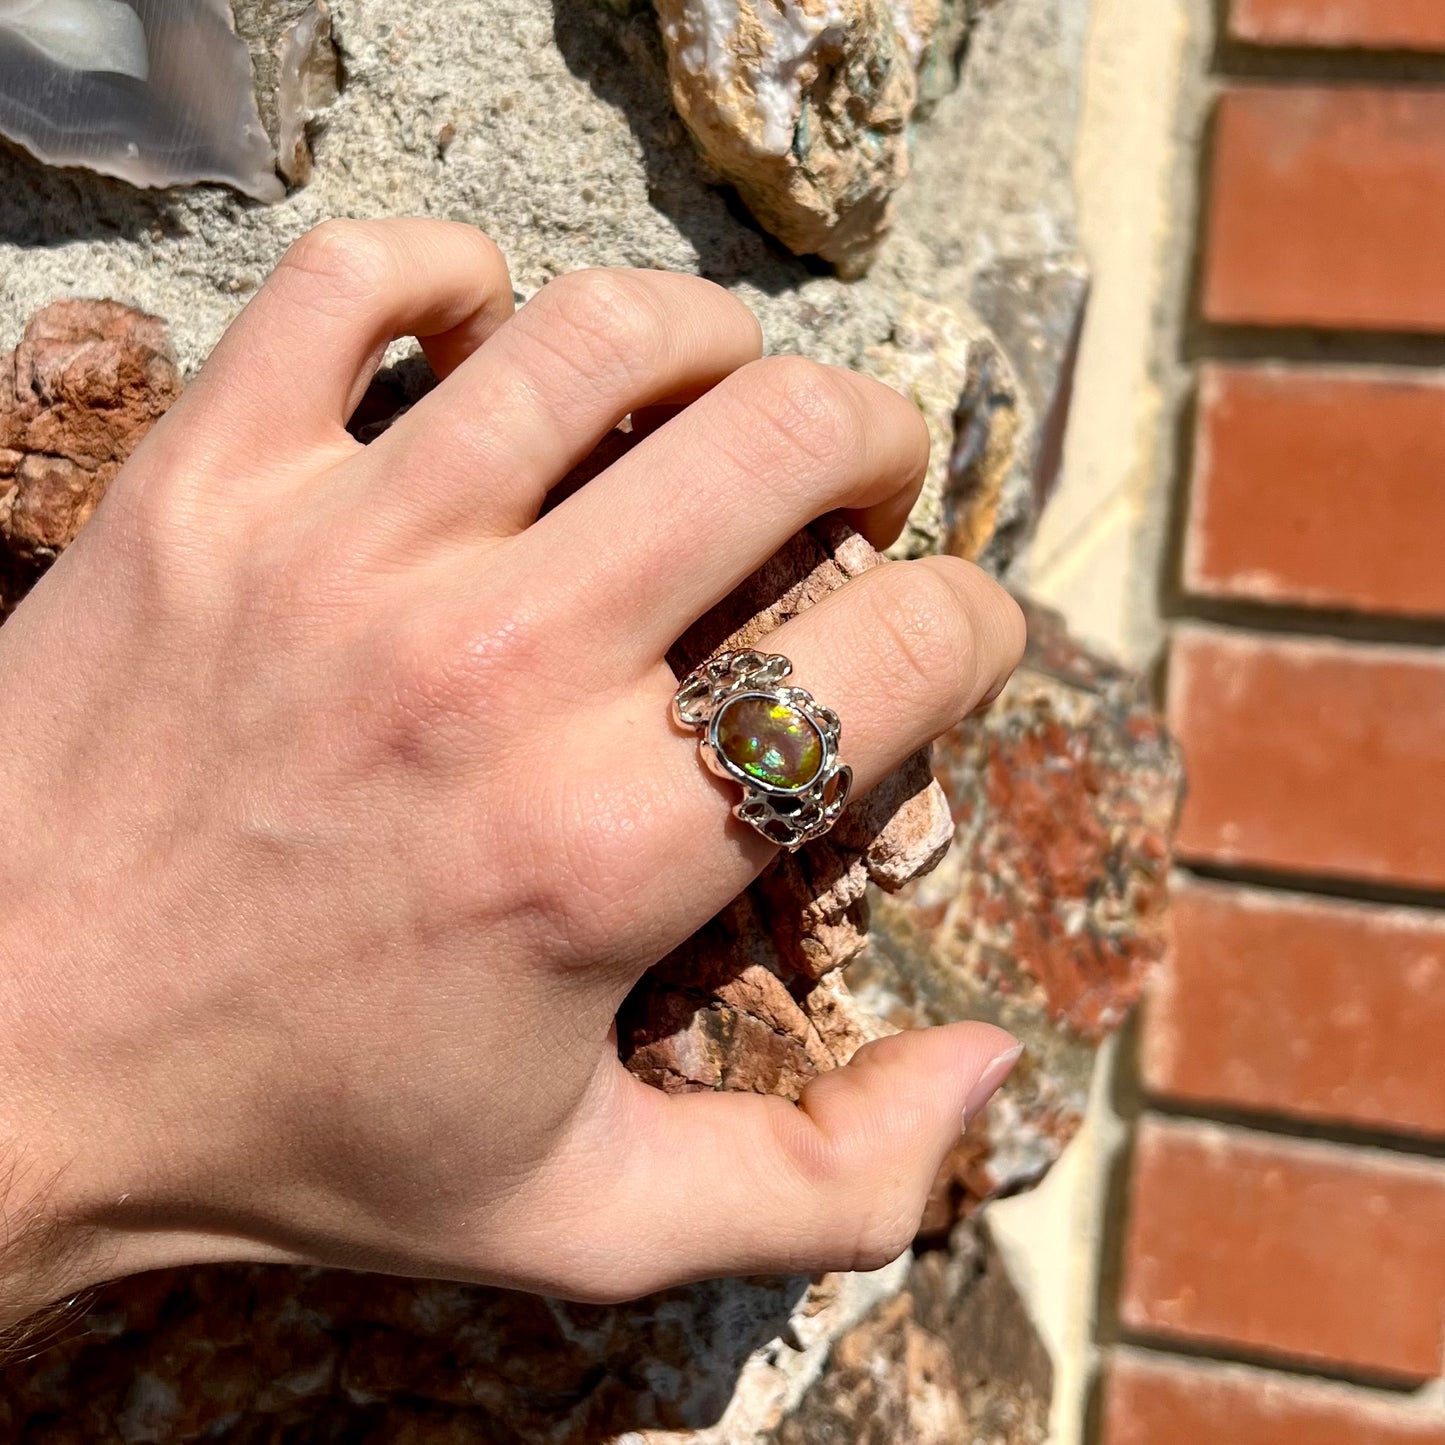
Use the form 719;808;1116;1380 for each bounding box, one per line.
597;1022;1021;1297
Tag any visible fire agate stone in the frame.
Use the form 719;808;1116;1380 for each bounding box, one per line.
715;695;823;790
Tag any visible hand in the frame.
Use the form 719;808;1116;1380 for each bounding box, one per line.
0;219;1024;1327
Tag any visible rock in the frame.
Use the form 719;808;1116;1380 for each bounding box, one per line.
860;297;1020;561
893;0;1092;573
0;301;182;565
775;1290;970;1443
0;0;283;201
232;0;336;158
942;333;1022;562
275;2;343;186
0;1257;919;1442
777;1220;1052;1444
971;251;1088;571
850;597;1183;1228
654;0;917;277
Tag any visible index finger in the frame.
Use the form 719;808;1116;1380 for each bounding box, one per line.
176;218;515;448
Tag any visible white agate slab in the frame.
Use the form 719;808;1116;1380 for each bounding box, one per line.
0;0;149;78
0;0;283;201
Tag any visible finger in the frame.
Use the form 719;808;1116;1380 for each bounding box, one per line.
586;1024;1022;1296
553;555;1024;962
360;269;763;539
175;218;514;452
520;356;931;663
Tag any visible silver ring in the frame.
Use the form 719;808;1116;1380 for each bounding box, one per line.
672;650;852;851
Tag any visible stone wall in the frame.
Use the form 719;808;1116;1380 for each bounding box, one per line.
0;1;1185;1439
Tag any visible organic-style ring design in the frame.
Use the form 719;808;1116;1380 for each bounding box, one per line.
672;649;852;851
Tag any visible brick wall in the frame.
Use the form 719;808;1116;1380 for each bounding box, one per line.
1100;2;1445;1439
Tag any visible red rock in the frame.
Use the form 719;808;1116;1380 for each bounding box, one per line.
778;1225;1051;1445
0;301;182;563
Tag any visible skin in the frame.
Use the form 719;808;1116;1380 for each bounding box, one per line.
0;219;1025;1330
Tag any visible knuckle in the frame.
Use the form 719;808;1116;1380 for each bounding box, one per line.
526;269;669;382
868;561;976;694
847;1201;922;1274
799;1130;921;1272
535;782;653;966
383;602;550;742
740;357;868;469
279;220;395;302
107;466;235;619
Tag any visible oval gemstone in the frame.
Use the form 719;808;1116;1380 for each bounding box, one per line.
715;695;824;791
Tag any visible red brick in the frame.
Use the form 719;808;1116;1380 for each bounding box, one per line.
1186;365;1445;618
1120;1120;1445;1381
1230;0;1445;53
1105;1352;1445;1445
1168;628;1445;890
1203;88;1445;333
1145;881;1445;1138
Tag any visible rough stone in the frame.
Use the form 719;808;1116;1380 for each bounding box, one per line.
654;0;917;277
0;301;182;564
232;0;338;164
862;297;1021;561
0;0;283;201
941;332;1022;562
274;2;343;187
850;598;1183;1230
777;1221;1053;1444
0;0;1088;570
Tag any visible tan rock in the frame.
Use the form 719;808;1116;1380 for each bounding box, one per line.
861;296;1021;560
777;1220;1051;1444
655;0;917;276
275;1;342;187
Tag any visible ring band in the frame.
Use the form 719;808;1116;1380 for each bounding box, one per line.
672;650;852;850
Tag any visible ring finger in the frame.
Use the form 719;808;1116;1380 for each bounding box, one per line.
556;553;1025;966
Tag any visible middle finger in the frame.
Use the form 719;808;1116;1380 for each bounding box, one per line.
356;268;763;544
520;355;931;671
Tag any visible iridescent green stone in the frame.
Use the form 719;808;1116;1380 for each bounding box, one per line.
715;695;824;791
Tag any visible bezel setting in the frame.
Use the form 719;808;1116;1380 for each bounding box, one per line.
672;649;852;850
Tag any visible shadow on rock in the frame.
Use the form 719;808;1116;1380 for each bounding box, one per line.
551;0;818;296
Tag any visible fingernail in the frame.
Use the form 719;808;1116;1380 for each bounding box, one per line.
963;1042;1023;1130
